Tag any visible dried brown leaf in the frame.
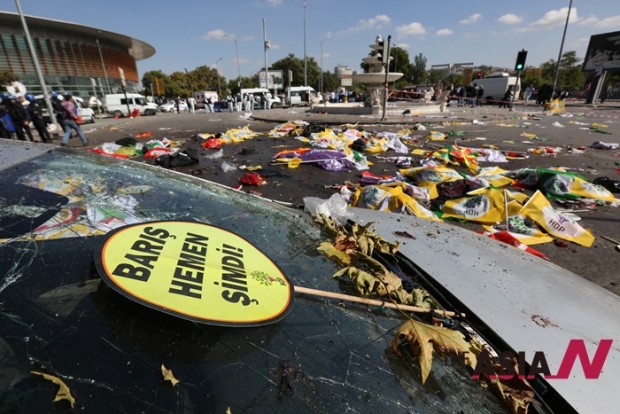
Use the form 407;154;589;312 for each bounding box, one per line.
318;242;352;265
333;267;378;295
333;235;359;256
391;319;472;384
486;359;535;414
31;371;75;408
161;364;180;387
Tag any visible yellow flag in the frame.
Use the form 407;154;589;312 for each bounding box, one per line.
520;191;594;247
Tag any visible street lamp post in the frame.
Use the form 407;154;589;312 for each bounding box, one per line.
263;18;270;93
303;0;307;86
14;0;58;130
551;0;573;100
320;35;329;93
224;33;241;89
215;57;222;97
96;34;111;94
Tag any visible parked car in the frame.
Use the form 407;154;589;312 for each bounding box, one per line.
213;101;229;112
74;97;96;124
34;94;95;125
0;140;618;413
159;100;189;113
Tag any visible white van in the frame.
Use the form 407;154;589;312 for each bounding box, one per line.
285;86;320;107
104;93;158;116
194;91;219;109
473;73;521;102
240;88;281;109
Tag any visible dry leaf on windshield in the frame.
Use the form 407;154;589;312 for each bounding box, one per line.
318;242;352;265
161;364;180;386
391;319;472;384
333;234;359;256
333;267;379;296
31;371;76;408
483;358;536;414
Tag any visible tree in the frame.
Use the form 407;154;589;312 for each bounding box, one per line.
322;72;341;94
539;50;584;92
225;76;256;95
186;65;225;96
141;70;180;98
389;47;412;89
411;53;427;85
271;54;321;89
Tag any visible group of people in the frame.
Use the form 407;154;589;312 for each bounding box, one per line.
1;93;49;142
0;91;87;146
452;83;485;107
327;89;361;103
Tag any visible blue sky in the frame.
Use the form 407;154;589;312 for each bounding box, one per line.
5;0;620;82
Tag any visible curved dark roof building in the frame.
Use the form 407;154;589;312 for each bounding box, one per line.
0;11;155;98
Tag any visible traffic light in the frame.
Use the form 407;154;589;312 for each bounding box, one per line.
376;36;385;62
515;49;528;71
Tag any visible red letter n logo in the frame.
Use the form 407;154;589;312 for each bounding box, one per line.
546;339;613;379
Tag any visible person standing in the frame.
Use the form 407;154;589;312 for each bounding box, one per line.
206;97;214;113
0;95;15;139
525;85;534;105
6;95;33;141
187;95;196;113
60;93;88;146
470;84;478;107
457;85;466;107
226;95;234;112
50;92;66;133
249;93;255;110
499;86;514;110
25;94;52;143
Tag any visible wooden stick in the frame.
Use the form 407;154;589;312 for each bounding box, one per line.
294;285;463;318
601;235;620;245
503;189;509;229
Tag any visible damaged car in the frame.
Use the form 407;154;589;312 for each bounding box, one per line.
0;139;618;413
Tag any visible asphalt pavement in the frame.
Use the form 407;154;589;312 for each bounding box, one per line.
65;100;620;296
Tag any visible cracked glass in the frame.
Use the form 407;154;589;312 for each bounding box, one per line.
0;144;509;413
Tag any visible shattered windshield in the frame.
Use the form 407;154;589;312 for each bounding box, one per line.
0;146;509;413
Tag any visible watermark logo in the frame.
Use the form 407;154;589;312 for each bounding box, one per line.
467;339;613;381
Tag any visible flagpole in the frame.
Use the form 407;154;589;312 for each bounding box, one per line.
551;0;573;100
263;18;271;95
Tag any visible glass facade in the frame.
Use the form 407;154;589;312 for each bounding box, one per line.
0;14;151;101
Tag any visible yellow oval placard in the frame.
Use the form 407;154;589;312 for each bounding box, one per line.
94;221;293;326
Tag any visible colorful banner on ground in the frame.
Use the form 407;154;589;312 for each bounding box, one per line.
95;221;294;326
520;191;595;247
